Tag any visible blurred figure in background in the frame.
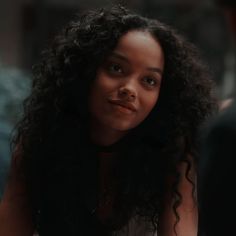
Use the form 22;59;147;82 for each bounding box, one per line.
218;0;236;109
198;0;236;235
0;65;30;198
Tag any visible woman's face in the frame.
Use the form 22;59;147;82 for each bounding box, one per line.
89;30;164;137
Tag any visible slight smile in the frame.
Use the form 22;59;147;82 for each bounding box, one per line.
108;100;137;114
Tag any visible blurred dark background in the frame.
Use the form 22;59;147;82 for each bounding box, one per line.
0;0;235;197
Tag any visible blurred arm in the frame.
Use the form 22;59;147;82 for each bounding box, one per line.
0;149;34;236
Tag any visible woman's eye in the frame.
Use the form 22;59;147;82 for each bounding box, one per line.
108;63;123;74
143;77;157;87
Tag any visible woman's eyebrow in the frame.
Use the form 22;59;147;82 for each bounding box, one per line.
110;52;129;63
147;67;163;76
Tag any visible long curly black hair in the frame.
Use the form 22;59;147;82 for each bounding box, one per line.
12;5;217;236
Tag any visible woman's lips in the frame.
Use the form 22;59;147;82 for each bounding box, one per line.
108;100;137;114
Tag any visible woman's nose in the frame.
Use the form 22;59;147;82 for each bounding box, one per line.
118;86;137;102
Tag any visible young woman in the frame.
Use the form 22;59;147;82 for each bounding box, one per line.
0;5;216;236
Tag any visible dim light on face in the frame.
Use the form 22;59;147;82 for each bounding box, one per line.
89;30;164;144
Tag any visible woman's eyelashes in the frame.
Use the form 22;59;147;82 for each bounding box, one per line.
104;61;161;89
141;76;160;88
107;62;124;75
